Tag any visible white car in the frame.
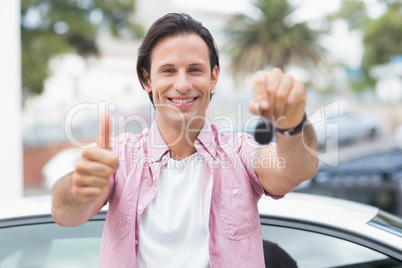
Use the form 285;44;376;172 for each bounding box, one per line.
42;147;82;189
1;193;401;267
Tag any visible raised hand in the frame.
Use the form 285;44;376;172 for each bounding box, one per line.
249;68;306;131
71;113;119;203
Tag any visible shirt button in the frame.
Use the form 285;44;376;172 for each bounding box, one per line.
135;240;138;245
162;155;167;160
153;176;156;181
138;205;144;210
232;189;239;194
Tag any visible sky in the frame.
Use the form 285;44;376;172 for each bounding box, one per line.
173;0;387;21
173;0;341;19
172;0;388;71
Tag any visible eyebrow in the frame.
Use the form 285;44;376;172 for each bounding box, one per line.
157;62;208;69
157;64;174;69
189;63;207;68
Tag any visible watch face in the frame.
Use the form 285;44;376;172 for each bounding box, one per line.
254;119;274;144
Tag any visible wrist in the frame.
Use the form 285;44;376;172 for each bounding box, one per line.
276;113;308;137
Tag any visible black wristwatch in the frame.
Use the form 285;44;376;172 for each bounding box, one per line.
276;113;308;137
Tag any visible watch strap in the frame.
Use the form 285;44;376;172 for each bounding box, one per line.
276;113;308;137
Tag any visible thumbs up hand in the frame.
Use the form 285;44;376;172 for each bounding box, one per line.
71;113;119;203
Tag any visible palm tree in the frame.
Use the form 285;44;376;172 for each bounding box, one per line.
226;0;325;81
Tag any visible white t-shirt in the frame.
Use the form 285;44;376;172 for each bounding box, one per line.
137;153;210;268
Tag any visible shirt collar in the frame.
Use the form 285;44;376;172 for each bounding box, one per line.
146;118;217;162
145;120;169;163
195;118;217;159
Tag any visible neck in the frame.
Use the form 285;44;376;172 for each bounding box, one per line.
156;117;205;160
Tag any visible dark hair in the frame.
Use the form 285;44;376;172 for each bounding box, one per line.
136;12;220;105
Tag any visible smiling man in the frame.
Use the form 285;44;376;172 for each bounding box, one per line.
51;13;318;267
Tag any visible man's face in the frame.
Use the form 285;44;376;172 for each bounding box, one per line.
142;34;218;129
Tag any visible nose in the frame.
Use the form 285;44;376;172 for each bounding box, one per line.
173;71;192;93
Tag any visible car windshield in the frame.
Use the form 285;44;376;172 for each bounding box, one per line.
368;211;402;237
0;220;104;268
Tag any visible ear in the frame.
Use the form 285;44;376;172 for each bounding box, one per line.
141;68;152;93
209;65;219;91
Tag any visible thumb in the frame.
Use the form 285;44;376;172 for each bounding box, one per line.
99;113;111;150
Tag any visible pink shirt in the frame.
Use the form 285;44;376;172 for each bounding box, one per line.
99;120;283;267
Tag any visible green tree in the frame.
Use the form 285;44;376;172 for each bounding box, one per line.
225;0;325;81
378;0;402;8
362;8;402;75
327;0;368;30
21;0;143;100
343;5;402;93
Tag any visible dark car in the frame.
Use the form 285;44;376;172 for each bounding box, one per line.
295;149;402;217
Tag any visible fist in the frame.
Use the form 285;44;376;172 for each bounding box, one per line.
71;113;119;203
249;68;306;130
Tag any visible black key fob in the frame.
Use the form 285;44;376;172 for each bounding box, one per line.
254;119;274;145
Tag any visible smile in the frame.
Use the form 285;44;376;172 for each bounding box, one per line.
169;97;197;104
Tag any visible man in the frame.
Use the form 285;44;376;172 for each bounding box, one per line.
52;12;318;267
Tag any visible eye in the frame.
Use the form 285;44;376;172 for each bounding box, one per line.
162;68;174;74
189;68;202;73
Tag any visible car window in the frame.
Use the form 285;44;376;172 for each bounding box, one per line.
261;224;402;268
368;211;402;237
0;220;104;268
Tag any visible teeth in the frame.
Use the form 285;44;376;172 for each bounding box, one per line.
171;98;195;104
